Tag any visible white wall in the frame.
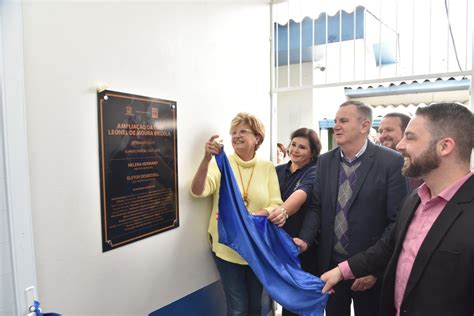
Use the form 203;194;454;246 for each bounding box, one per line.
21;2;270;315
276;63;314;145
276;89;313;145
0;96;15;316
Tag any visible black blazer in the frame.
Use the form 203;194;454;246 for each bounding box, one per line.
303;141;408;274
349;175;474;316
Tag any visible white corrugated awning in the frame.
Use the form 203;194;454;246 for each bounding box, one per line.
273;0;381;24
344;76;470;91
370;100;471;119
319;100;471;129
345;76;471;113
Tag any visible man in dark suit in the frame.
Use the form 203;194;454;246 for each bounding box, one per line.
298;101;408;316
321;102;474;316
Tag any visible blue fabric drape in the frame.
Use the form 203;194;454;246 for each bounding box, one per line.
32;300;61;316
215;151;328;316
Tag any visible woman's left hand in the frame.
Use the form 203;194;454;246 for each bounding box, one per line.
268;207;288;227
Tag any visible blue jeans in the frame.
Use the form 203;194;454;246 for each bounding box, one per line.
213;254;263;316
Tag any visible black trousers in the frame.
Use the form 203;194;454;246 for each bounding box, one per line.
282;308;298;316
325;278;381;316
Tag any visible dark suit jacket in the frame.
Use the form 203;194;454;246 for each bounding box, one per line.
348;175;474;316
304;141;408;274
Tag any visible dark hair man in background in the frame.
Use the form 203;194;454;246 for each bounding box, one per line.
321;102;474;316
378;112;411;150
303;100;409;316
379;112;424;190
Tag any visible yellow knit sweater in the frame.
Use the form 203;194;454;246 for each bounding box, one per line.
191;153;282;265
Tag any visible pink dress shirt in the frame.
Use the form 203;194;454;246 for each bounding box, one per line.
339;171;473;316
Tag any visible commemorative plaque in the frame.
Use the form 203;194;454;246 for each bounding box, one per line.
98;90;179;252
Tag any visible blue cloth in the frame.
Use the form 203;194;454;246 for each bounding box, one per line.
215;151;328;316
32;300;61;316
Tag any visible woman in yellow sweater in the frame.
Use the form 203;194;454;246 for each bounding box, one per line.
191;112;282;316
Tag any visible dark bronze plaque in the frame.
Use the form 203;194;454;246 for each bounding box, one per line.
98;90;179;252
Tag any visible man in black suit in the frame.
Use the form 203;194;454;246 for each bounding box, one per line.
298;101;408;316
321;102;474;316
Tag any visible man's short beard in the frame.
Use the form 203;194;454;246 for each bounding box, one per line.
381;137;398;150
402;141;440;178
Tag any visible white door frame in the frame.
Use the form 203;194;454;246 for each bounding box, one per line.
1;1;37;315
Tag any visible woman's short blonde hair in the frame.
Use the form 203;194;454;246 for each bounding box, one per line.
230;112;265;151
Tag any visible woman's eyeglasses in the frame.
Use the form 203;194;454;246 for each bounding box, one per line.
230;129;254;137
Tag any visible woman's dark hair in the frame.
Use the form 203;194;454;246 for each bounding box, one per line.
290;128;322;162
277;143;287;157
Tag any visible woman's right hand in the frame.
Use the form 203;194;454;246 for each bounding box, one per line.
205;135;223;160
191;135;222;196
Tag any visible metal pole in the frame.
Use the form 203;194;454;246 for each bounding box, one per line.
287;0;290;87
378;0;382;79
353;5;356;81
429;0;432;73
325;13;328;83
411;0;415;75
446;0;450;72
395;0;399;76
339;9;342;82
299;2;302;87
270;1;278;163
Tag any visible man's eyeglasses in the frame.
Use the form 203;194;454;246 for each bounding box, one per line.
230;129;254;137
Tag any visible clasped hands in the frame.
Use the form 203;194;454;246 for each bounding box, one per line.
268;207;308;253
267;206;288;227
249;207;308;254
